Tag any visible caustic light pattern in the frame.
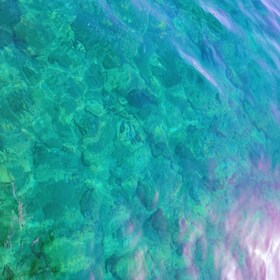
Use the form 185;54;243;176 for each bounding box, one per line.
1;0;280;279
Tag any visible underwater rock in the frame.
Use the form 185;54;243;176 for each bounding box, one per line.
43;202;64;220
103;66;133;93
0;29;13;48
85;102;105;117
176;244;184;256
154;47;182;88
74;111;100;138
149;138;169;158
149;208;168;232
67;78;86;99
126;89;155;109
175;141;205;174
33;144;70;170
113;255;133;279
47;52;71;68
79;188;99;221
102;47;121;69
105;255;119;278
117;119;143;145
50;262;61;274
152;64;182;88
105;254;132;279
71;11;106;51
182;170;203;202
81;115;115;151
68;268;95;280
52;117;76;139
0;0;21;48
85;65;105;91
147;124;171;158
8;165;28;190
32;113;53;136
7;91;33;115
188;184;201;205
136;179;158;211
81;149;94;167
272;148;280;169
2;265;15;280
134;34;156;74
28;257;49;279
81;147;104;168
14;19;51;55
0;0;21;26
30;238;44;258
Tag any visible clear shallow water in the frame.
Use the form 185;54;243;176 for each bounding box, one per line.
1;0;280;279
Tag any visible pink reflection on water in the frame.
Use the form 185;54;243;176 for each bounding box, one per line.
261;0;280;17
256;157;270;172
181;222;205;279
183;239;199;280
222;188;280;279
98;0;139;38
214;244;243;280
130;0;173;27
173;42;221;92
152;191;159;207
126;221;135;235
254;32;280;72
270;102;280;125
179;217;187;242
90;272;95;280
125;220;142;249
98;0;123;27
200;3;235;32
132;248;147;280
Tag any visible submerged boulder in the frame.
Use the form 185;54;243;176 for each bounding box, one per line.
149;208;168;232
0;0;21;47
126;89;155;109
136;179;158;211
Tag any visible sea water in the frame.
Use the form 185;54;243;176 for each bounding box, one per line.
1;0;280;279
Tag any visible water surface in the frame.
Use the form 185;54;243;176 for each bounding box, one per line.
1;0;280;279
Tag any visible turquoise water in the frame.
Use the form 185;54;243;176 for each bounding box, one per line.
1;0;280;279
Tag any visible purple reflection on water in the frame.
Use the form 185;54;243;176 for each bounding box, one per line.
98;0;123;27
270;102;280;126
130;0;174;28
261;0;280;16
174;42;221;92
200;3;235;32
222;192;280;279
